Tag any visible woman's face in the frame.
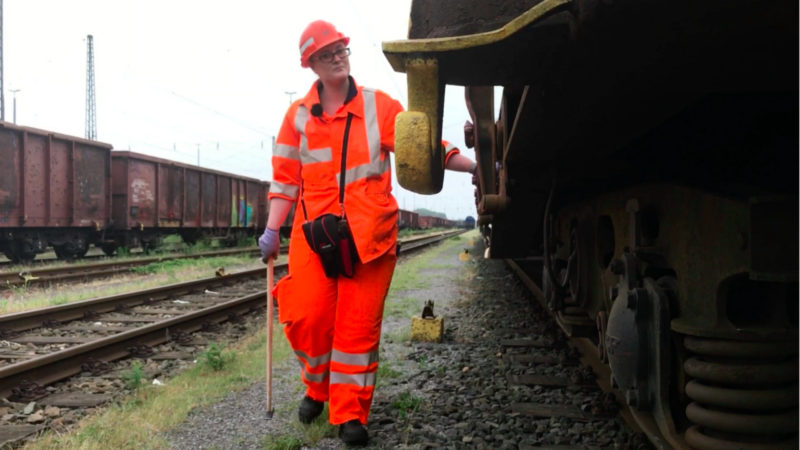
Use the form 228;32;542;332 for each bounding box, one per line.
309;40;350;84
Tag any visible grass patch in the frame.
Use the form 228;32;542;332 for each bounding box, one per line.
262;435;305;450
383;327;411;345
384;296;419;319
24;331;291;450
0;254;268;315
377;362;402;380
387;232;471;297
391;392;424;420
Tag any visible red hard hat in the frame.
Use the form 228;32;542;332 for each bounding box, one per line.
299;20;350;68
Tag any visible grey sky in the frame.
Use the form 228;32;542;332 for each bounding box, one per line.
4;0;481;220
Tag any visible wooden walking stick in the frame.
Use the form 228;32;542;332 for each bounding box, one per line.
265;257;274;419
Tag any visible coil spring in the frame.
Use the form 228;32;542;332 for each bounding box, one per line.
682;336;798;449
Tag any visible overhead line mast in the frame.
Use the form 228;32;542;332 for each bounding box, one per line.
85;34;96;140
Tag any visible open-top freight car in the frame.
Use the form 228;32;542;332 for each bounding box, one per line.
0;121;113;262
397;208;420;229
104;151;266;254
384;0;797;448
418;214;454;229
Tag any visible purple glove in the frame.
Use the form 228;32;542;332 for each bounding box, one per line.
258;228;280;260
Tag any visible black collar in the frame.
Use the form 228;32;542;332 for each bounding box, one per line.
316;76;357;104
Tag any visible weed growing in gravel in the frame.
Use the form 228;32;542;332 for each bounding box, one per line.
198;342;235;371
262;435;304;450
392;392;423;419
132;258;187;274
49;296;69;306
122;360;146;390
384;296;419;319
383;327;411;344
8;283;26;296
377;362;402;380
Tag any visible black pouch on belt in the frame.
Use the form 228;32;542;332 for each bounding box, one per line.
301;213;358;278
302;213;341;278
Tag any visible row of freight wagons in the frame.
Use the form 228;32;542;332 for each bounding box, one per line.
0;122;279;261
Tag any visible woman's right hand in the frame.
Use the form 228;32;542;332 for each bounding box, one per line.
258;228;280;261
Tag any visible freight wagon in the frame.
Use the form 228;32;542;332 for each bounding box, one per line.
397;208;419;229
418;215;453;229
104;151;265;254
383;0;798;448
0;122;113;262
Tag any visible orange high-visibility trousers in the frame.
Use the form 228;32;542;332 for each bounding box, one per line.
274;233;396;425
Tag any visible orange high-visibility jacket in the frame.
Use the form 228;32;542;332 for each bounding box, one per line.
268;77;460;262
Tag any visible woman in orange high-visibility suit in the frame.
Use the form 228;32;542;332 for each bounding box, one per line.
257;20;477;446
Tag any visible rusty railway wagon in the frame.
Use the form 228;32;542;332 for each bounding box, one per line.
384;0;797;449
398;208;420;229
0;122;113;262
106;151;266;254
418;214;454;229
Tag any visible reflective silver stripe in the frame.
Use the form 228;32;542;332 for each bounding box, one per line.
269;181;299;199
294;106;333;165
302;146;333;164
295;106;310;162
274;143;300;161
302;367;328;383
295;349;331;368
330;370;377;388
340;89;389;186
299;37;315;55
332;348;379;367
445;141;457;152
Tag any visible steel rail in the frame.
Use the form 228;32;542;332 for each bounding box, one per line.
0;267;276;336
0;291;266;399
0;247;265;290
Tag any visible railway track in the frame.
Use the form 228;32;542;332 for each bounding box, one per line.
0;231;458;291
0;247;263;290
0;230;462;447
505;258;664;448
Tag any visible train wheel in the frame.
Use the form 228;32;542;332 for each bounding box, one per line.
75;244;89;258
8;241;36;264
180;231;201;246
53;245;70;260
101;244;117;256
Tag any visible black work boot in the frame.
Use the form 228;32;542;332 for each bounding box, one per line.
339;419;368;446
297;396;324;424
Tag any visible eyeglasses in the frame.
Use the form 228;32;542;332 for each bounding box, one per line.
314;47;350;63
